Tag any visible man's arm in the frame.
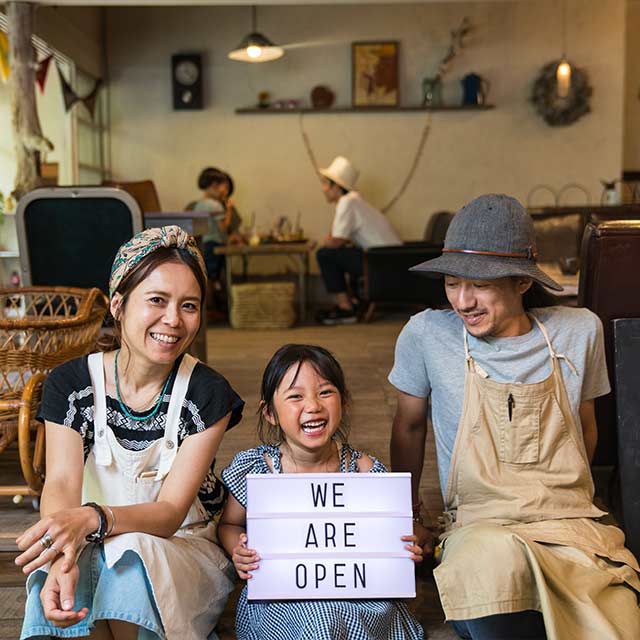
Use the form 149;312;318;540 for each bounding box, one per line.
391;390;428;504
579;399;598;463
323;235;349;248
391;390;431;553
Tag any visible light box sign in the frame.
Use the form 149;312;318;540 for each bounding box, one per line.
246;472;415;600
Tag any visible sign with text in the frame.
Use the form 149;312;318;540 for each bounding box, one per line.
246;473;415;600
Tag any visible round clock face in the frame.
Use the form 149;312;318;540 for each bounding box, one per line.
175;60;199;86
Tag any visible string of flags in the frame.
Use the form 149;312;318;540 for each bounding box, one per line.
0;34;102;119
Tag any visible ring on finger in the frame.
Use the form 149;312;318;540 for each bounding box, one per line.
39;533;54;550
49;544;60;555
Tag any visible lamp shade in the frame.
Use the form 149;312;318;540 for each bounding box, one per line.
228;32;284;63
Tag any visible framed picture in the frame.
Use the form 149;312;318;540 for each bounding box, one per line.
352;41;399;107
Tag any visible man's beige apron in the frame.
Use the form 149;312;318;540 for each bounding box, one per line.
82;352;235;640
433;316;640;639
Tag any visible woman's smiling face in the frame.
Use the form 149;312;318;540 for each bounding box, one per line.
267;361;343;454
112;260;202;365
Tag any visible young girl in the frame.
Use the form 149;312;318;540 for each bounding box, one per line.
219;343;425;639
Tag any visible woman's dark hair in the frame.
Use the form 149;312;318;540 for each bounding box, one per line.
522;281;559;310
198;166;229;192
112;247;207;346
258;344;351;444
224;172;235;197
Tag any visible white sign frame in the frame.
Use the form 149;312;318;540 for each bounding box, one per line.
246;472;415;600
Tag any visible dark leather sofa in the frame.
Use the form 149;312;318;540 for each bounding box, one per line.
361;212;452;321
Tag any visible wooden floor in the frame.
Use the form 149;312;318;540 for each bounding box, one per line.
0;316;455;639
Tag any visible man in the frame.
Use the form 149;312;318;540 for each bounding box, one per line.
316;156;401;325
389;194;640;639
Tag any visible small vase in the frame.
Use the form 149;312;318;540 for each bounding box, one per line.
422;76;442;107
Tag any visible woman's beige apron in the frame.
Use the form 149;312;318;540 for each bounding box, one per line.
82;352;235;640
433;316;640;639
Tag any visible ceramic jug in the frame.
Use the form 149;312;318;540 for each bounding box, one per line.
461;72;490;106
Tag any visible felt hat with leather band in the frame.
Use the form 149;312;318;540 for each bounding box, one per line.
410;193;563;291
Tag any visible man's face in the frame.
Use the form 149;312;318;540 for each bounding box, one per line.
444;275;532;338
321;178;343;204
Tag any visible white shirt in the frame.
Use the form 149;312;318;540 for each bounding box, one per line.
331;191;401;249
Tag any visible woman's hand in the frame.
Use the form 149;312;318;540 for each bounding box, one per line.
232;533;260;580
39;558;88;628
402;534;424;563
15;506;98;574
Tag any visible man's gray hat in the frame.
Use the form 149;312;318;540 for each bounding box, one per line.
411;194;563;291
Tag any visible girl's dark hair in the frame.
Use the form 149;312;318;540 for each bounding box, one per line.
112;247;206;346
258;344;351;444
522;281;559;310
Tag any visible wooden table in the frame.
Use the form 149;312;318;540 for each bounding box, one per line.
144;211;210;362
214;242;315;322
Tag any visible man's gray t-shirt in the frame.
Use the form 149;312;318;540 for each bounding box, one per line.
388;306;610;498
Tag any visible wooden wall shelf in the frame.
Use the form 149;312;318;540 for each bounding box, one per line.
235;105;495;115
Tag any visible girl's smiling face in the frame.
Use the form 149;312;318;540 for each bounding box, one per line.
266;361;343;454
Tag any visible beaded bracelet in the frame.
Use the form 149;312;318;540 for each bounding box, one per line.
83;502;108;543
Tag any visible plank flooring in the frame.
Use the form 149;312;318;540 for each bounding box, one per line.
0;316;455;639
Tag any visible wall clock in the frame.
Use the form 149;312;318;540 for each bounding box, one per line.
172;53;203;110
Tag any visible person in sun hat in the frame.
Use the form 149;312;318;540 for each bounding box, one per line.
17;225;243;640
316;155;401;325
388;194;640;639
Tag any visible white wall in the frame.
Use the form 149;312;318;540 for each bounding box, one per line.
106;0;625;246
624;0;640;170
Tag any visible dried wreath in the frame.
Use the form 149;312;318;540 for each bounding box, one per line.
531;60;592;126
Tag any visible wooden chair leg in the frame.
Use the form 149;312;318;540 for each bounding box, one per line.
363;302;376;323
17;373;47;495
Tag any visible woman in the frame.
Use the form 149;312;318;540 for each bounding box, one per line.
16;226;244;639
192;167;242;281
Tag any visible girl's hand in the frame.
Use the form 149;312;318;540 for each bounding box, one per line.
232;533;260;580
402;534;424;563
413;521;434;556
40;558;88;628
15;506;98;574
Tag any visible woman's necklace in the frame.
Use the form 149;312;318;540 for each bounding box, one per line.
114;349;173;422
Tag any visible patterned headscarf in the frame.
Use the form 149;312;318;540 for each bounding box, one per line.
109;225;207;297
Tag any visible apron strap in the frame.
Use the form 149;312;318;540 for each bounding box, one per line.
463;328;489;378
87;352;112;467
530;314;579;377
156;353;198;480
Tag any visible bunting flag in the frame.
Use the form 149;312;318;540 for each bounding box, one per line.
81;78;102;118
55;62;102;117
57;62;80;110
35;54;53;92
0;32;10;84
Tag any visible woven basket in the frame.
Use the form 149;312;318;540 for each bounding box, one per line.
0;286;108;496
230;282;296;329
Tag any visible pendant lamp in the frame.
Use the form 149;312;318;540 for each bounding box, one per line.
228;6;284;63
555;0;572;99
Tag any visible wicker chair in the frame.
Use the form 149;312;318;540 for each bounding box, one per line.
0;287;108;503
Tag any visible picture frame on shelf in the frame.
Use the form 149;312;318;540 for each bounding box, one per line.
352;41;399;108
